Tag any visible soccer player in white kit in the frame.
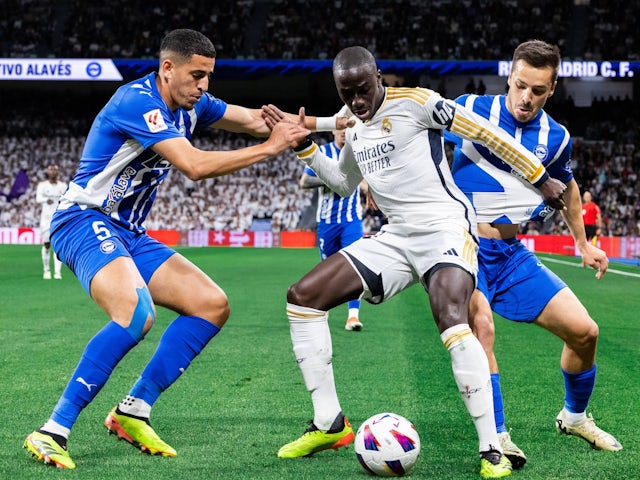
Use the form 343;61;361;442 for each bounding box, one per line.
264;46;566;479
36;164;67;279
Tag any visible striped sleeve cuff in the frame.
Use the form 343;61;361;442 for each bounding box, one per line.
531;169;549;188
294;140;318;160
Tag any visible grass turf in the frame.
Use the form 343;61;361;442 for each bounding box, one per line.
1;245;638;479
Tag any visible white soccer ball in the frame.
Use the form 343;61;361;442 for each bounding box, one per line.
354;412;421;477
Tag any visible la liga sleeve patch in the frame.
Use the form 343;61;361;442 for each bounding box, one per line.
143;108;168;133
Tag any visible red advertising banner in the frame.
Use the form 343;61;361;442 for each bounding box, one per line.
2;227;637;261
517;234;630;260
0;227;40;244
281;230;317;248
517;234;577;256
147;229;181;246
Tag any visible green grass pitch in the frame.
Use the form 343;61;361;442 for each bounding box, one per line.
1;245;638;479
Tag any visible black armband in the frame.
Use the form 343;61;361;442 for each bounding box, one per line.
532;171;550;188
293;137;313;152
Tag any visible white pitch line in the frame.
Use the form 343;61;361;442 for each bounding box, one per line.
541;257;640;278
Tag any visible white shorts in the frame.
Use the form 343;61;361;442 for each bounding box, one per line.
340;222;478;304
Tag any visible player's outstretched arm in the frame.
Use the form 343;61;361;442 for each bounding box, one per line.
445;99;566;210
152;122;310;180
261;104;355;131
210;104;275;137
561;179;608;279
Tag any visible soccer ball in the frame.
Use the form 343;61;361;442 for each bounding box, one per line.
354;412;421;477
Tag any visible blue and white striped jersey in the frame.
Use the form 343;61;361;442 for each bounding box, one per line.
446;94;573;224
53;72;227;233
304;141;363;225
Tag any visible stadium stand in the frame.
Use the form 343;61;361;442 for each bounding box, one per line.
0;0;634;60
1;126;637;236
0;0;638;236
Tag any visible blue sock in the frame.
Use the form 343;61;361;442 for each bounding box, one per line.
562;364;596;413
491;373;507;433
128;315;220;406
51;321;139;429
347;299;361;310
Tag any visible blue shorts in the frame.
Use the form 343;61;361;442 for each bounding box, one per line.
477;237;566;322
317;220;363;260
51;209;175;295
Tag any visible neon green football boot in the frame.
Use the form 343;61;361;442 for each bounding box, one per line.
479;450;512;478
278;413;354;458
105;407;177;456
24;430;76;469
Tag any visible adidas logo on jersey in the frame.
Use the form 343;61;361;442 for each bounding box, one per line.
443;248;459;256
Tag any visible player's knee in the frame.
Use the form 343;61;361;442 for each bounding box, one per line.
469;309;495;347
432;300;470;332
125;286;155;341
214;295;231;326
286;283;300;305
572;318;599;352
426;268;474;326
201;290;230;327
286;281;313;308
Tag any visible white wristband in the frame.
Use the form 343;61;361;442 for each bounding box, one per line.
315;116;337;132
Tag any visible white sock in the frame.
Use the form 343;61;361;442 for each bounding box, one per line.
41;419;71;439
54;255;62;276
441;323;501;453
287;303;341;430
562;408;587;425
348;308;359;319
41;246;50;273
118;395;152;419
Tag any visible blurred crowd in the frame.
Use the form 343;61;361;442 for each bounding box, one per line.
1;125;638;237
0;0;637;60
0;0;638;236
0;132;315;233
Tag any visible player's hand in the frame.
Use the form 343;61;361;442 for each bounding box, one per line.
336;115;356;130
261;104;297;129
265;121;310;155
365;189;379;211
539;177;566;210
579;242;609;280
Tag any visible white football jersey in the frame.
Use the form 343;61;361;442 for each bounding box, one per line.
296;87;549;238
36;179;67;227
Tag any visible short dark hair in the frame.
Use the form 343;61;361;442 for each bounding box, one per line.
160;29;216;63
511;40;561;82
333;46;376;74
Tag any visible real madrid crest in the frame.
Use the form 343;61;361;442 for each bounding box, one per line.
381;117;392;135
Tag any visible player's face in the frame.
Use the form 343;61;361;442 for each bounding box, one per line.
167;54;215;110
335;66;384;121
46;165;58;181
506;59;556;123
333;128;347;148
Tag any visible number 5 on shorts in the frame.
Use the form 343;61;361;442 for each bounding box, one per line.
92;221;112;241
